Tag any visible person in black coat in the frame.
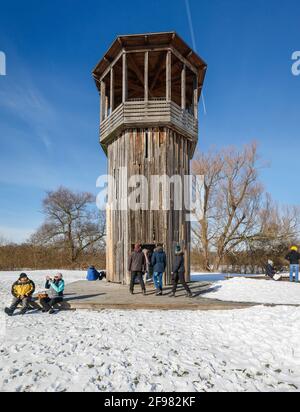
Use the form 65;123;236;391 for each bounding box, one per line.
285;246;300;282
128;244;146;295
265;260;276;279
170;246;193;298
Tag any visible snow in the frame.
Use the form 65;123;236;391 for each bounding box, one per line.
0;271;300;392
203;278;300;305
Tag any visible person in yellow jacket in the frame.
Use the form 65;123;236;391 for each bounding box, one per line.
4;273;35;316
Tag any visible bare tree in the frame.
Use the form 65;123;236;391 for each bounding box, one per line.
192;142;264;271
31;187;106;264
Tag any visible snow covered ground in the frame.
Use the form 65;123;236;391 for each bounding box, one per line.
0;270;300;392
203;278;300;305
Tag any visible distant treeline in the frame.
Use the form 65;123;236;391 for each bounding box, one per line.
0;243;106;271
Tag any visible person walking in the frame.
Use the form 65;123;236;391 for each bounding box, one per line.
285;246;300;282
142;249;151;286
170;246;193;298
151;244;167;296
4;273;35;316
39;273;65;314
128;244;146;295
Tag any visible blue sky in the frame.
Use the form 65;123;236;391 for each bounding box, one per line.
0;0;299;242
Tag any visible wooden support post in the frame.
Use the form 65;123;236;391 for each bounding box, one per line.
122;53;128;103
105;95;109;118
144;51;149;102
100;81;106;121
181;64;186;110
110;67;114;113
166;50;172;101
193;75;198;119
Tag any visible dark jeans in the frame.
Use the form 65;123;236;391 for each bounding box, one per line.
9;296;31;313
40;297;63;311
130;271;146;293
172;272;191;294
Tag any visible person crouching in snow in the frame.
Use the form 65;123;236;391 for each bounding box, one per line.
265;260;276;279
265;260;282;281
170;246;193;298
285;246;300;282
40;273;65;314
4;273;35;316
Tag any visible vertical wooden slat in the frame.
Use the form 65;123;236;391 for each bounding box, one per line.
181;64;186;110
100;81;106;121
110;67;114;113
193;75;199;120
166;50;172;101
122;52;128;103
144;51;149;102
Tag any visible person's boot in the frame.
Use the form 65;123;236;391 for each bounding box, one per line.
4;307;14;316
143;290;147;296
159;288;163;296
169;292;175;298
130;290;134;295
48;308;55;314
19;308;28;315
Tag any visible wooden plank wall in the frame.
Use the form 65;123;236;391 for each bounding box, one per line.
106;127;192;285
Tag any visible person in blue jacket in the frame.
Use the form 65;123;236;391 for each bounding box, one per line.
87;266;101;281
40;273;65;314
151;244;167;296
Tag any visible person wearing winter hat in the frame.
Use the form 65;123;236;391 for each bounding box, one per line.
4;273;35;316
285;246;300;282
151;244;167;296
170;246;193;298
265;260;276;279
39;273;65;314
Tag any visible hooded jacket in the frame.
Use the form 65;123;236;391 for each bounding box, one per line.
12;279;35;298
151;247;167;273
45;279;65;298
285;250;300;265
172;251;185;274
86;267;100;281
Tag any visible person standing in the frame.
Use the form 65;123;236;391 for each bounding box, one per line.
128;244;146;295
170;246;193;298
151;244;167;296
4;273;36;316
40;273;65;314
285;246;300;282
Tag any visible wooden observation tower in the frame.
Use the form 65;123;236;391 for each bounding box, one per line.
93;32;207;285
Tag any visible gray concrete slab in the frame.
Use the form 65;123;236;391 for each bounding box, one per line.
59;280;256;311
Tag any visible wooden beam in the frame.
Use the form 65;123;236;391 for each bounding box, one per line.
100;80;106;121
105;95;109;118
193;75;198;119
166;50;172;101
110;67;114;112
181;64;186;110
122;53;128;103
144;51;149;101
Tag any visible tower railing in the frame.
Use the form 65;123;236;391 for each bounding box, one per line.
100;100;198;143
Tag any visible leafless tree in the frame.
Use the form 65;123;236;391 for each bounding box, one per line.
30;187;106;264
192;142;265;271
